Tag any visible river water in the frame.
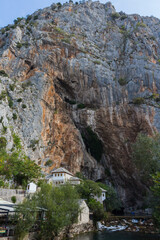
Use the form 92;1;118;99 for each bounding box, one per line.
74;231;160;240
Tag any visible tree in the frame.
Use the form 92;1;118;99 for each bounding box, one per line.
76;179;102;202
0;133;41;188
14;183;80;239
88;198;107;221
132;133;160;181
150;172;160;228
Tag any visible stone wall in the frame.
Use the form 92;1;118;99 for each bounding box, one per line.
0;188;25;203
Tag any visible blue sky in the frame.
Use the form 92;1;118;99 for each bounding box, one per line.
0;0;160;28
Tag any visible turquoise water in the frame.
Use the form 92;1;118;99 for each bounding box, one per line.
74;231;160;240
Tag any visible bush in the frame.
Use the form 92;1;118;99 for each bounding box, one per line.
16;42;22;49
120;15;127;20
11;196;17;203
45;159;53;167
133;97;145;105
22;104;27;109
17;98;22;102
137;22;146;28
8;97;13;108
77;103;86;109
111;12;120;20
9;84;15;91
0;90;7;100
33;15;38;20
0;137;7;149
0;70;8;77
118;78;127;86
26;15;32;24
13;113;17;120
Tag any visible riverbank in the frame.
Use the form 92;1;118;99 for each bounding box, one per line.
103;216;159;234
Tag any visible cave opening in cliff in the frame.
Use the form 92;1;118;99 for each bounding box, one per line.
81;127;103;162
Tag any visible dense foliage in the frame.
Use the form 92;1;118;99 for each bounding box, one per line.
76;179;102;201
14;183;80;239
132;133;160;181
0;133;41;188
150;172;160;229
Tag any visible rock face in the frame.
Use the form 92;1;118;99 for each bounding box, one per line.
0;1;160;207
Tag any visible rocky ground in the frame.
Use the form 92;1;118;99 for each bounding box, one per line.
104;217;159;234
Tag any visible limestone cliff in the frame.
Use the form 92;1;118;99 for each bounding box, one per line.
0;1;160;207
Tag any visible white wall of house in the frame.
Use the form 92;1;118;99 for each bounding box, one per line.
26;182;37;194
78;200;89;224
52;172;72;185
94;191;106;204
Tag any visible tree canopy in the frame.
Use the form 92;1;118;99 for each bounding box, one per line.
14;183;80;239
132;133;160;181
0;134;41;188
150;172;160;229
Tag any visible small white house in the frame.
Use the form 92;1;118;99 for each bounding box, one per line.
26;182;37;194
94;187;106;204
50;167;81;186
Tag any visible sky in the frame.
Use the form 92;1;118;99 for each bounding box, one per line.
0;0;160;28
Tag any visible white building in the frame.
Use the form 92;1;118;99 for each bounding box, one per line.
50;167;81;186
94;187;106;204
49;167;106;205
26;182;37;194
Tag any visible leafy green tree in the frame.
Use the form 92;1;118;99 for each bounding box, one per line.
150;172;160;228
14;198;38;240
132;133;160;181
88;198;107;221
76;179;102;202
0;132;41;187
14;183;80;239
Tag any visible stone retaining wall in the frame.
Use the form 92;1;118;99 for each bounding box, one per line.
0;188;26;203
